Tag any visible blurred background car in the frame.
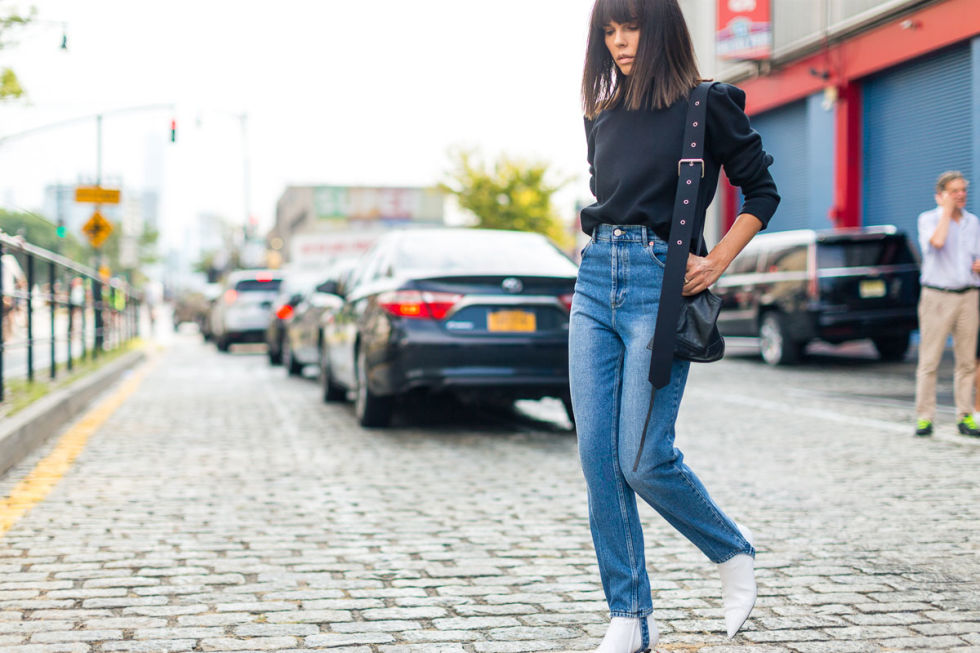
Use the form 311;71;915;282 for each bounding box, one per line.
281;260;355;376
209;270;283;352
265;268;331;365
319;228;578;427
714;226;920;365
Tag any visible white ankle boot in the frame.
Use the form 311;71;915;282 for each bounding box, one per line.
596;615;659;652
717;523;756;639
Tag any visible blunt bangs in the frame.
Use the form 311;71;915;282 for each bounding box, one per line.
591;0;643;31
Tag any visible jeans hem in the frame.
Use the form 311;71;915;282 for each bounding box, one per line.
713;546;756;564
610;608;653;619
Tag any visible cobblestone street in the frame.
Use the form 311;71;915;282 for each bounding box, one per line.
0;334;977;652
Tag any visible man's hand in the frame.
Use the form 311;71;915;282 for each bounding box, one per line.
971;259;980;274
940;190;959;218
683;253;726;296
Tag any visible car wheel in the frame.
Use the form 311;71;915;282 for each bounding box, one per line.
321;348;346;402
284;339;302;376
268;337;282;365
759;312;801;366
561;391;575;427
216;335;230;352
354;348;393;427
873;332;911;361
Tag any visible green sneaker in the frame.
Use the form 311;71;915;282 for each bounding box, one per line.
957;415;980;437
915;419;933;437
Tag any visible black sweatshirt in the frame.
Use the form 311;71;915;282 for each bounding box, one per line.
581;83;779;244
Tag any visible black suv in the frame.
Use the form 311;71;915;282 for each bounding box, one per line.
714;226;920;365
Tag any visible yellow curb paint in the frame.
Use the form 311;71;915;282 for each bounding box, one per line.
0;355;155;536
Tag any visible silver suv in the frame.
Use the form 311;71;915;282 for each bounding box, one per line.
210;270;283;352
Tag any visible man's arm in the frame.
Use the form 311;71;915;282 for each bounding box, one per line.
929;192;960;249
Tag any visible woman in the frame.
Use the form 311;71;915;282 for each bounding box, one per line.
570;1;779;650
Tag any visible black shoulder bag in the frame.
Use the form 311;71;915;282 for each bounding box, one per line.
632;81;725;472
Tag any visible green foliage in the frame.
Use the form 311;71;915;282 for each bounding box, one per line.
0;4;35;101
0;209;88;261
440;149;572;248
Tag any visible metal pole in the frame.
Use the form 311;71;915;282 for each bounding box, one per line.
66;272;73;373
96;114;103;186
49;259;56;380
26;254;34;382
93;280;102;357
81;278;88;361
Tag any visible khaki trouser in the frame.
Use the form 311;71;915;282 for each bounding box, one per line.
915;287;979;420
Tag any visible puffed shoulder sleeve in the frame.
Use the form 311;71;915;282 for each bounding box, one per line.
706;83;780;229
585;117;597;198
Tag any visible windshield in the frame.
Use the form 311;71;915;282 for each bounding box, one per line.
817;236;916;269
391;231;578;277
234;279;282;292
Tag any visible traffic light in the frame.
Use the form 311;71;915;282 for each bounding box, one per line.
56;219;66;238
170;118;177;143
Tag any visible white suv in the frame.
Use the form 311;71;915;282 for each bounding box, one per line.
210;270;283;352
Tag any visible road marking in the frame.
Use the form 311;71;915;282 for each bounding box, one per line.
687;387;980;447
0;356;155;536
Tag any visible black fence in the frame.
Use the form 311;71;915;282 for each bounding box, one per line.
0;231;141;403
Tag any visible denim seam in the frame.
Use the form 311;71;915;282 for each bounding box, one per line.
645;243;667;269
610;608;654;618
610;350;641;616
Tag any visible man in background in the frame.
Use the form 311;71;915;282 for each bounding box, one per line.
915;171;980;438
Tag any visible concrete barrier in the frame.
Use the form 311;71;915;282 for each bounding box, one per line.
0;349;147;478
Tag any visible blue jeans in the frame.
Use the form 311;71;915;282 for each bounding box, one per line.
568;224;754;618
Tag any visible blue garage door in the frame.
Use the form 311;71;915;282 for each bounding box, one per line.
746;100;813;232
863;44;973;246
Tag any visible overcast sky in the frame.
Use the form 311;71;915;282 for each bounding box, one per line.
0;0;606;247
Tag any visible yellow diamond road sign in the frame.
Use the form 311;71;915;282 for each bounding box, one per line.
83;210;113;248
75;186;121;204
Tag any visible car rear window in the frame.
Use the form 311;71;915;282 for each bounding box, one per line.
817;237;916;269
234;279;282;292
392;231;579;276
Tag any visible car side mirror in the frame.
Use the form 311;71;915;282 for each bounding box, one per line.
316;280;342;297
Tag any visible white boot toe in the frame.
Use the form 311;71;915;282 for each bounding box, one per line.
718;523;756;639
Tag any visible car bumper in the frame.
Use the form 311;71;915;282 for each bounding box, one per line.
368;337;569;397
816;307;918;341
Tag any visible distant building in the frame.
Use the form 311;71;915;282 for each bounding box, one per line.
708;0;979;241
271;185;446;268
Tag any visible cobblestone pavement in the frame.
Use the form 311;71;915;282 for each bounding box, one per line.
0;334;977;652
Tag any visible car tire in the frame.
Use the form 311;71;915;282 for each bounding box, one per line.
354;348;393;428
561;391;575;427
216;336;230;352
873;332;911;361
268;339;282;365
759;312;801;366
284;339;302;376
321;349;346;403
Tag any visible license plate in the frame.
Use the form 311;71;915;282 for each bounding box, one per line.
859;279;886;298
487;310;536;332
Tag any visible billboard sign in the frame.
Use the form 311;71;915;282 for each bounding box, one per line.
313;186;444;224
716;0;772;61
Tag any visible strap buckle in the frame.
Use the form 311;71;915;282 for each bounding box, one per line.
678;158;705;178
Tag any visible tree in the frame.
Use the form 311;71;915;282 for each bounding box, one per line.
440;148;572;248
0;209;87;261
0;4;35;101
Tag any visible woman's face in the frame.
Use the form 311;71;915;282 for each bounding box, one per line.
604;20;640;76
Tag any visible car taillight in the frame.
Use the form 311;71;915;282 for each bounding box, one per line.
276;304;294;320
559;293;574;312
378;290;463;320
223;289;238;304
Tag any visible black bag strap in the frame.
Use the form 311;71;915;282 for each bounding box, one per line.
633;81;715;473
648;81;715;389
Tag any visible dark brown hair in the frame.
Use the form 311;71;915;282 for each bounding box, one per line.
582;0;701;119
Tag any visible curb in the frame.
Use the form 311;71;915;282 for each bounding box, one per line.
0;349;147;478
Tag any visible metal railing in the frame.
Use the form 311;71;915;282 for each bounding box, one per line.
0;231;141;403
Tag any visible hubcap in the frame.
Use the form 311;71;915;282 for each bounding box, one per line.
760;317;782;364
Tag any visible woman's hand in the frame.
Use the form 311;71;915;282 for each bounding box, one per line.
682;253;726;296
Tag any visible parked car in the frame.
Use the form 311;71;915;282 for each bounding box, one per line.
265;269;330;365
319;228;578;427
281;261;355;376
714;226;920;365
209;270;283;352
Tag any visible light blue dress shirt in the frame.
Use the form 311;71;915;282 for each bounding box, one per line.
917;207;980;289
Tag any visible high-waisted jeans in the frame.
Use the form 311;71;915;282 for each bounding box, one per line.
568;224;754;618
